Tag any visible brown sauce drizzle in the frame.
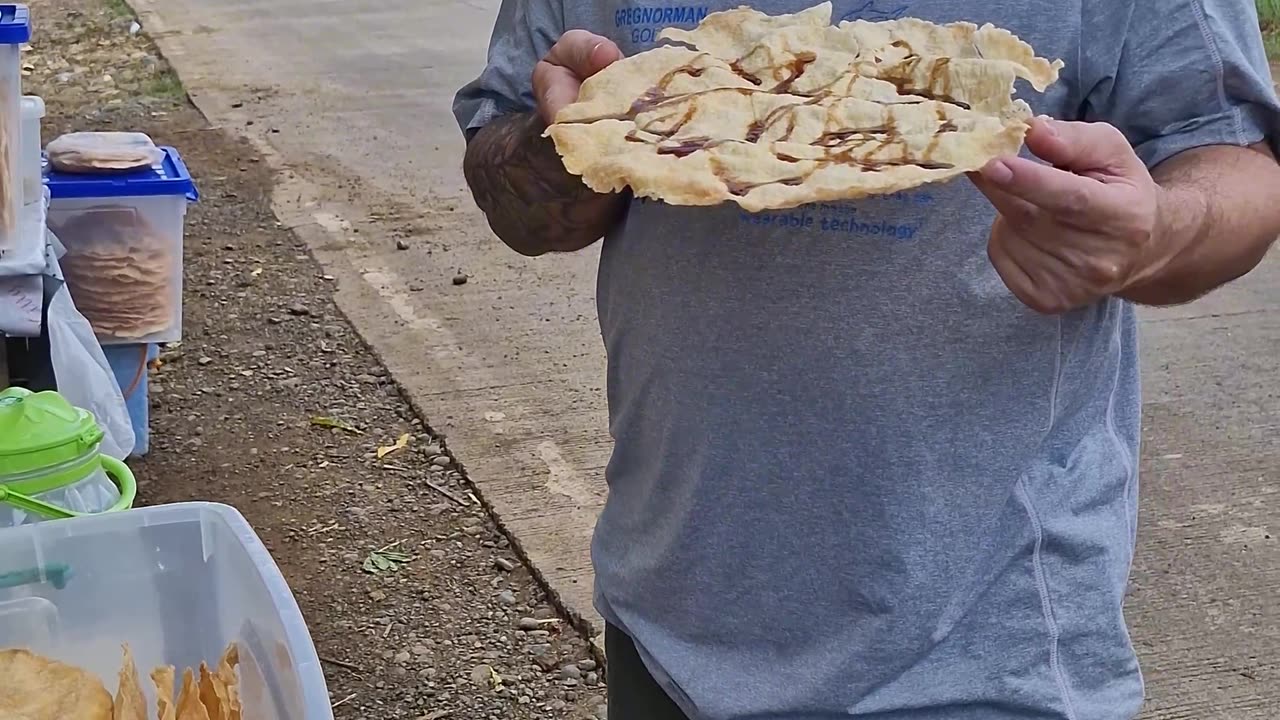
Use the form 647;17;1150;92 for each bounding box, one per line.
561;41;973;199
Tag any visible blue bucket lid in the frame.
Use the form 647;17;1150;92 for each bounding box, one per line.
45;146;199;202
0;6;31;45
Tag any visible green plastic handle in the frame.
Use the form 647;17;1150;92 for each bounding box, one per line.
0;484;74;519
0;455;137;519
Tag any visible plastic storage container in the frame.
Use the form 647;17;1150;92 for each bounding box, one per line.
103;343;157;457
0;5;30;252
19;94;43;205
0;503;332;719
45;147;198;344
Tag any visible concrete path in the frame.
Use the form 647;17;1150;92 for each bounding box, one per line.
125;0;1278;714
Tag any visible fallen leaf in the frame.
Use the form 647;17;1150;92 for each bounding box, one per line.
362;542;414;574
377;433;411;460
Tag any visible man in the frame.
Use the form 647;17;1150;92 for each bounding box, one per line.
455;0;1280;717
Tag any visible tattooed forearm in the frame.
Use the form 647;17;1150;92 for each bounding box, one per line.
463;112;627;256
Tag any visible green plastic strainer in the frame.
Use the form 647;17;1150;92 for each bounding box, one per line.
0;387;137;520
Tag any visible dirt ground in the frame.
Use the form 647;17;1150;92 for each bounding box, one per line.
25;1;608;717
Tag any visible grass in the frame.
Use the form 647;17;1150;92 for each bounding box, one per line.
143;69;187;101
103;0;133;19
1261;0;1280;59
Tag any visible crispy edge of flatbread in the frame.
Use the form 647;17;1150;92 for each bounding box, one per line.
175;668;212;720
215;643;242;720
0;648;114;720
152;665;177;720
114;644;148;720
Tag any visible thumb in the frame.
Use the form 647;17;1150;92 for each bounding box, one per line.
1024;117;1145;177
550;30;622;80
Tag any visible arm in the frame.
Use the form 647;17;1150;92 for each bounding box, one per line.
1121;143;1280;305
463;111;627;257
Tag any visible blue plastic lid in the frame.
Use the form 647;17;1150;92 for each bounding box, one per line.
0;6;31;45
45;146;199;202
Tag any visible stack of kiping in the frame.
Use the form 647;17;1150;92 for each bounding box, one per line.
0;643;240;720
547;1;1064;211
51;207;174;341
46;132;165;174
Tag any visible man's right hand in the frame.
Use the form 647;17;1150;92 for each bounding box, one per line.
533;31;623;124
462;30;629;256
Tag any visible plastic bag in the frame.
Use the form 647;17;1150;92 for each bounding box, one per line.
46;131;164;174
45;282;135;460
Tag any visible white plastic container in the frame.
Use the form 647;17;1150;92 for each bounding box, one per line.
19;95;43;205
0;6;30;252
0;503;332;720
45;147;198;344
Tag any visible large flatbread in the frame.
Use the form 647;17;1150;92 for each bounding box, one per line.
547;2;1063;211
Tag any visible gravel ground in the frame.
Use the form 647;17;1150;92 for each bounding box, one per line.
24;0;608;717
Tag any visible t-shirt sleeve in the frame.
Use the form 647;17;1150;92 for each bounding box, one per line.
453;0;565;139
1079;0;1280;168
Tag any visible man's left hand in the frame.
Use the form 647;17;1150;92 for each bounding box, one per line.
971;117;1177;314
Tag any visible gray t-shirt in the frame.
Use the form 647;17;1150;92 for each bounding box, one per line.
455;2;1280;718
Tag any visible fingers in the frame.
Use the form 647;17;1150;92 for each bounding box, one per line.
533;61;581;124
987;218;1075;314
535;32;623;124
978;156;1122;223
969;172;1038;227
545;30;622;79
1023;117;1144;176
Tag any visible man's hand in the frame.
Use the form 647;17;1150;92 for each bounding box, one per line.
534;30;622;124
971;117;1177;314
463;31;628;256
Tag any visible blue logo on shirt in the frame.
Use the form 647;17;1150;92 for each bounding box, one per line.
840;0;908;22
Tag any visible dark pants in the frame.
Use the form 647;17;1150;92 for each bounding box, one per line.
606;624;690;720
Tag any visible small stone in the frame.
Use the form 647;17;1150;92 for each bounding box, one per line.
368;590;386;602
397;239;411;250
391;665;407;677
251;350;267;358
431;455;452;468
287;303;310;316
428;549;448;560
355;374;378;385
197;356;213;366
494;558;516;572
562;678;579;688
577;659;597;672
412;644;430;656
463;526;484;537
517;617;540;631
586;671;599;685
559;664;581;681
394;651;411;664
595;703;609;720
497;590;517;606
452;273;468;286
471;664;493;686
527;644;551;657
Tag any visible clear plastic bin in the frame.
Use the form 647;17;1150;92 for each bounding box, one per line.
45;147;198;344
0;502;332;719
19;95;43;205
0;6;30;252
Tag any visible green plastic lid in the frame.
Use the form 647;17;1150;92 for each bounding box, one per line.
0;388;104;478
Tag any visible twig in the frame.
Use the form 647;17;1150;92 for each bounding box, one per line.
319;655;362;673
331;693;357;709
425;480;469;506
